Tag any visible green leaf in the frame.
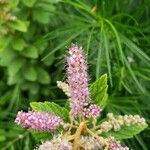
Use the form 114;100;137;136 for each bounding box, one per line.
8;58;25;76
31;131;52;141
8;73;21;85
30;101;69;121
9;0;19;8
90;74;108;108
0;36;11;52
0;49;17;66
22;0;36;7
12;38;25;51
9;20;29;32
104;123;148;140
33;10;51;24
43;54;55;66
23;66;37;81
22;46;38;58
0;129;6;142
37;68;50;84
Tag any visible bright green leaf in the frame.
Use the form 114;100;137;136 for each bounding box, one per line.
30;101;69;121
12;38;25;51
9;20;29;32
22;46;38;58
23;66;37;81
0;135;6;142
9;0;19;8
90;74;108;108
22;0;36;7
0;36;11;52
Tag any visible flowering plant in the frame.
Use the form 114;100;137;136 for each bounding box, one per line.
15;44;147;150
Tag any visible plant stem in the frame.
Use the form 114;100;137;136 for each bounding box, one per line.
73;121;86;150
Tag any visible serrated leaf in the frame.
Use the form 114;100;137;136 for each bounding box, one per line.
12;38;25;51
9;20;29;32
22;46;38;58
22;0;36;7
90;74;108;108
23;66;37;81
30;101;69;121
104;123;148;140
37;68;50;84
31;131;52;141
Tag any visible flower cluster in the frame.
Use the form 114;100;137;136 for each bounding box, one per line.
80;136;129;150
99;113;146;133
36;134;129;150
67;44;90;116
15;44;147;150
57;81;70;97
15;111;63;132
36;139;72;150
106;136;129;150
83;104;102;118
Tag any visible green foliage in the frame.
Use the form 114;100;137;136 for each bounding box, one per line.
105;123;148;140
0;0;150;149
30;102;69;121
90;74;108;108
31;131;52;141
22;0;37;7
0;0;60;98
8;20;29;32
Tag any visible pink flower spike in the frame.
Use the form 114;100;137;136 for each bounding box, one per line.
15;111;63;132
83;104;102;118
67;44;90;117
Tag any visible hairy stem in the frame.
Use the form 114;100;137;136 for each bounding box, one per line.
73;121;86;150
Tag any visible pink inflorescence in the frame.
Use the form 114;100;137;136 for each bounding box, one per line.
67;44;90;117
108;137;129;150
109;142;129;150
83;104;102;118
15;111;63;132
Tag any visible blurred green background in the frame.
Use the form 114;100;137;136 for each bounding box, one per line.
0;0;149;149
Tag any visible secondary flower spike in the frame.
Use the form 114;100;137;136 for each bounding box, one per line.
83;104;102;118
15;111;63;132
67;44;90;116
